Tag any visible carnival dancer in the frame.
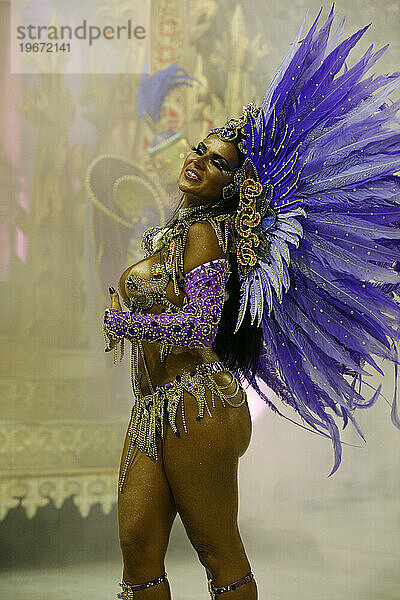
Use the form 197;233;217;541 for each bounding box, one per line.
103;7;400;598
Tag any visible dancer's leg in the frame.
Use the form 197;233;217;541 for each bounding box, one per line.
118;432;177;598
163;378;257;599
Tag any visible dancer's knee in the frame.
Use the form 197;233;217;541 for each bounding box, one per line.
192;536;249;580
192;538;218;569
119;527;148;559
119;525;167;576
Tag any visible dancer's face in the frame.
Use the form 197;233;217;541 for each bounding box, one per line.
178;134;240;204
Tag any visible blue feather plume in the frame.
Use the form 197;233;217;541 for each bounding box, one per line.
136;62;198;124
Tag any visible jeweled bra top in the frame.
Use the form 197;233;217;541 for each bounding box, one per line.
123;208;233;317
125;261;181;314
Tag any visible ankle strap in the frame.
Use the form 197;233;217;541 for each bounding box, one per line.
208;572;254;597
117;573;167;599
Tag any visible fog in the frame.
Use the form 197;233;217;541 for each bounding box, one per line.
1;0;399;598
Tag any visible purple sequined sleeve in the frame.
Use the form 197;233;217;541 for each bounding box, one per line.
103;259;230;348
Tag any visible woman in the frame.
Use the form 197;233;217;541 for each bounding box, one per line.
105;131;259;599
103;9;400;599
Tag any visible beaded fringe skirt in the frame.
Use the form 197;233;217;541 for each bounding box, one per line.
119;361;246;492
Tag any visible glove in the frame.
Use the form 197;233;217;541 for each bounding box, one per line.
103;258;230;348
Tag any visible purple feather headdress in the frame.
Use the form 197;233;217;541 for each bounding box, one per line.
213;5;400;475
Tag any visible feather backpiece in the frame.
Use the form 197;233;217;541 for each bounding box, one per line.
237;6;400;474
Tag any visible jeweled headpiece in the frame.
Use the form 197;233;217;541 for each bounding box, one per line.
209;102;302;290
208;102;260;154
209;103;270;279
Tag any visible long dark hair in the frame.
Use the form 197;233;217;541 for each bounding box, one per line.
165;152;263;383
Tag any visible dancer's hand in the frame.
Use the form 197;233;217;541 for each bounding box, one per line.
104;286;122;352
109;286;122;311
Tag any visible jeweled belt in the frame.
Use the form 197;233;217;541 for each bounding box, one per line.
119;359;246;492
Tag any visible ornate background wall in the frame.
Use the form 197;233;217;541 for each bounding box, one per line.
0;1;399;599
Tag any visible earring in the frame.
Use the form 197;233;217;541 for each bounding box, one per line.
222;182;235;199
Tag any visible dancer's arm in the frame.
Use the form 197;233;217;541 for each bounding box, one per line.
103;221;230;348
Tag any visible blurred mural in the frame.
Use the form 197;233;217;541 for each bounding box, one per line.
0;0;270;525
1;0;400;599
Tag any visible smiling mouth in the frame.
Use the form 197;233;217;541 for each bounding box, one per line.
184;167;201;182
